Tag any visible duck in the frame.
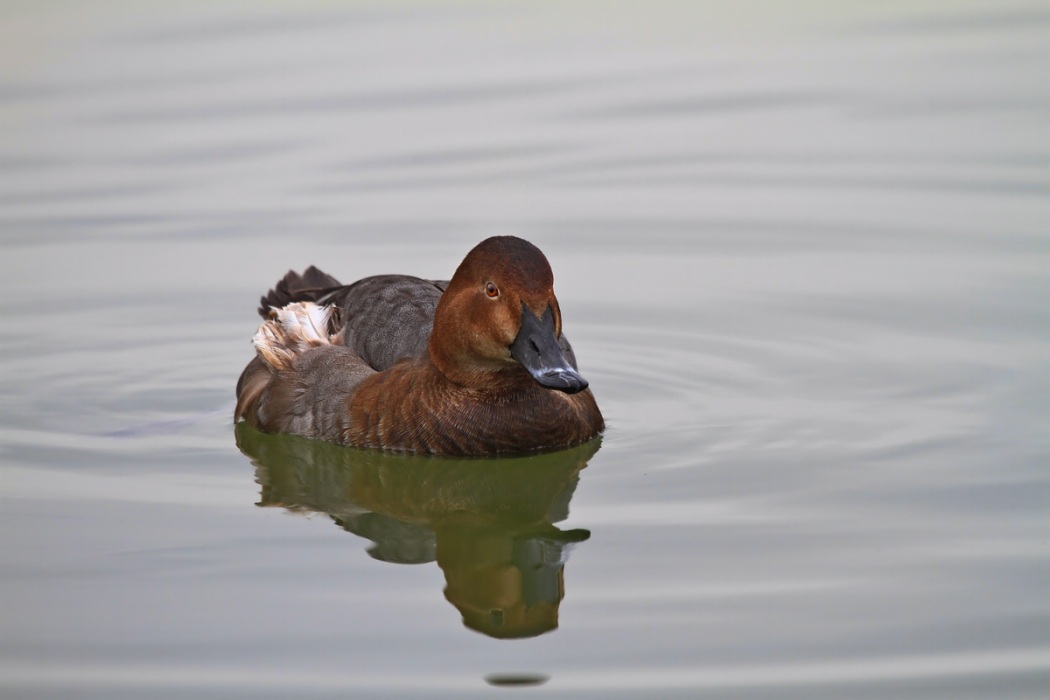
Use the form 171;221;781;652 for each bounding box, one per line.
235;236;604;455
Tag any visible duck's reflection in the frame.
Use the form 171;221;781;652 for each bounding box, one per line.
235;424;598;639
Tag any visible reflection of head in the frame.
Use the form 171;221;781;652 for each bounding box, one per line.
438;524;589;639
236;424;599;640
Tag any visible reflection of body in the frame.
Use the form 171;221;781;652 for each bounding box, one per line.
235;236;603;455
237;424;598;638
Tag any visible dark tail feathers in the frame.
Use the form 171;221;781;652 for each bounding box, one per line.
258;265;342;319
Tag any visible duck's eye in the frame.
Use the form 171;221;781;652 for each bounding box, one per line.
485;282;499;298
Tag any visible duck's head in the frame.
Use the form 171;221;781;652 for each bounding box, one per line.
429;236;588;394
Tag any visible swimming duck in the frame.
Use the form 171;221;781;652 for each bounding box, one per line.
235;236;604;455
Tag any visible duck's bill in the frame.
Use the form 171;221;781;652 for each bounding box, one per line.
510;303;589;394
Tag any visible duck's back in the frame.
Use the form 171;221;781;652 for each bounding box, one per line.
259;268;448;371
323;275;447;371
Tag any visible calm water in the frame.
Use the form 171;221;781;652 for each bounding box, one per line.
2;1;1048;697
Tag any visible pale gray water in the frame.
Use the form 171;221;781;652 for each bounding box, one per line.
1;1;1048;698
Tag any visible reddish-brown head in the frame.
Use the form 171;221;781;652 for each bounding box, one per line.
429;236;586;392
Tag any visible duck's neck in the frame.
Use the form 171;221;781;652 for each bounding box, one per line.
427;341;533;395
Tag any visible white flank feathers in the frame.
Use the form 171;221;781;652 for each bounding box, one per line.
253;302;334;371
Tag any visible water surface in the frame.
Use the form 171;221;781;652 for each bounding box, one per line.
1;1;1048;697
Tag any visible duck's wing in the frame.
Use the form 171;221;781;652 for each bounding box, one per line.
320;275;447;372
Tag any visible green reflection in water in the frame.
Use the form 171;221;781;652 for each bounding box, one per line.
236;424;599;639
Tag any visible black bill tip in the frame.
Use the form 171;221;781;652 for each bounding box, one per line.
536;368;588;394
